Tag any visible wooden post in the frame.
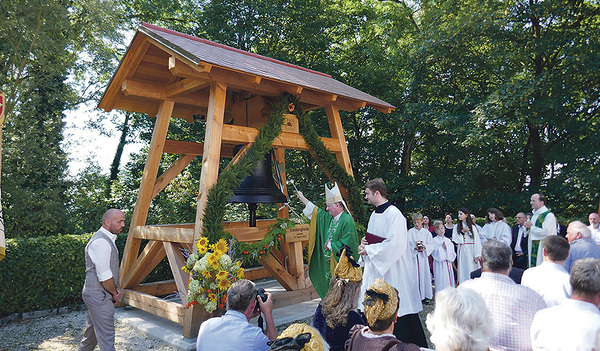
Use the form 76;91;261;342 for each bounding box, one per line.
185;81;227;338
120;100;174;285
325;105;354;177
193;81;228;243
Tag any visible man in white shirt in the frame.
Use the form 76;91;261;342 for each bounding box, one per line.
521;235;571;306
524;194;557;267
530;258;600;351
588;212;600;245
79;209;125;351
196;279;276;351
459;240;546;351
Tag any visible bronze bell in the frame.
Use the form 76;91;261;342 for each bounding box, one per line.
229;146;287;226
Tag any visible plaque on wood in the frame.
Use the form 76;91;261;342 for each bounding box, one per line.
285;224;310;242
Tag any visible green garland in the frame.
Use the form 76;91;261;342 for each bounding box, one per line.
296;110;368;225
200;93;366;261
201;93;294;245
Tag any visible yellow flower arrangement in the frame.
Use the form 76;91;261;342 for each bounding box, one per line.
185;238;244;312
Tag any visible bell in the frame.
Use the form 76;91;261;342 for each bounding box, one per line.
229;146;287;226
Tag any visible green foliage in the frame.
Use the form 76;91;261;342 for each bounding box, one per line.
297;109;368;226
201;94;290;244
0;233;173;317
0;0;126;238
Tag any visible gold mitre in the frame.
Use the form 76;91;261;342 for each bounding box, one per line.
325;182;343;203
335;248;362;282
363;278;398;327
325;182;351;216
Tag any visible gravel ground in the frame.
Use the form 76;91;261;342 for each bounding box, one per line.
0;309;178;351
0;303;433;351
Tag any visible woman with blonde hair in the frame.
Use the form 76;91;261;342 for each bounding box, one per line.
426;287;492;351
312;246;364;351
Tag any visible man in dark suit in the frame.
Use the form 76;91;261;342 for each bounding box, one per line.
511;212;528;269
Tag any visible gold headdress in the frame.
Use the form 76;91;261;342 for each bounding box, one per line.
275;323;325;351
363;278;398;327
334;246;362;282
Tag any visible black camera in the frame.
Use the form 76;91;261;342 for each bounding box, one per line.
256;288;267;302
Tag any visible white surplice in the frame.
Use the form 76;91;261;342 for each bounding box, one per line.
359;202;422;317
408;227;433;300
452;223;482;284
480;220;512;246
430;235;456;293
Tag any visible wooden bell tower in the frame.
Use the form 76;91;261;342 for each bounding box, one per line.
97;23;395;337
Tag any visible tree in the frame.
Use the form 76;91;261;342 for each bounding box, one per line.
0;0;126;237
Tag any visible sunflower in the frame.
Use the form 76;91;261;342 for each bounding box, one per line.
215;270;229;281
197;237;209;254
236;267;245;280
208;254;220;270
208;293;217;302
213;239;228;255
218;279;230;291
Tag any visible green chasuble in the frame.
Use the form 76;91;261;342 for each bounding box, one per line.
307;207;359;298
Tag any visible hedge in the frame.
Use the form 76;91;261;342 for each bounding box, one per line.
0;233;173;317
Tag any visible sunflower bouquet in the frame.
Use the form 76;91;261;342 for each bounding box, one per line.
184;237;244;313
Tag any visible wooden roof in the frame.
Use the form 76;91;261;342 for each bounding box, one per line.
98;22;395;119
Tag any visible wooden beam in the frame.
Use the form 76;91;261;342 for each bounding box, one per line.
261;252;298;291
122;80;164;100
132;280;178;296
325;105;354;177
164;242;190;301
227;226;274;243
122;240;166;289
223;143;252;172
152;154;196;199
271;287;319;309
99;36;150;112
121;79;212;108
120;100;173;285
244;267;272;280
165;78;210;97
121;289;186;325
131;225;194;243
194;81;227;242
287;241;306;289
222;124;342;153
162;140;235;158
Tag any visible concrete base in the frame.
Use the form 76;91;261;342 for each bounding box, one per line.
116;280;321;351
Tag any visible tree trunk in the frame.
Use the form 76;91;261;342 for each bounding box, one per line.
105;113;130;197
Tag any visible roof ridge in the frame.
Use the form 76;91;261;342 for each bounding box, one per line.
141;22;332;78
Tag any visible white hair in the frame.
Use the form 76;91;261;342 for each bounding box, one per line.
570;221;592;238
426;287;493;351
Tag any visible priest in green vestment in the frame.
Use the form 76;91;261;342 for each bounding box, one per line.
297;183;359;298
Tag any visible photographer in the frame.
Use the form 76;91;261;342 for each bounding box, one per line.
196;279;276;351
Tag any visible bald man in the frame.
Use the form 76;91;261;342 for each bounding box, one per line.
587;212;600;245
79;209;125;351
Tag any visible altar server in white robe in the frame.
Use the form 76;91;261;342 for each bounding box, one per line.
431;220;456;293
358;178;428;348
452;207;482;284
408;213;433;300
479;208;512;246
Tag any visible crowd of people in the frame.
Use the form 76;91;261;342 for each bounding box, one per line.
79;180;600;351
194;182;600;351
